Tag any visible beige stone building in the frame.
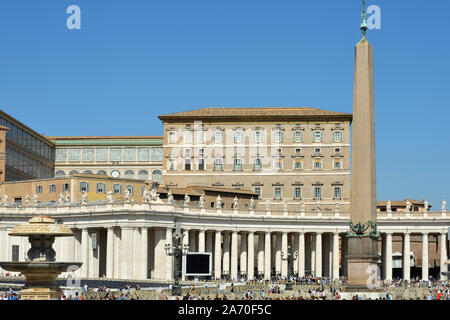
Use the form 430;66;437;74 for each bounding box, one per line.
158;107;352;212
48;136;163;183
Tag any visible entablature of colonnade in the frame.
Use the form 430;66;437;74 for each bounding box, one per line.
0;203;448;232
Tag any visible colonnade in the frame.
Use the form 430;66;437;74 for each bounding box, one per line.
6;227;442;282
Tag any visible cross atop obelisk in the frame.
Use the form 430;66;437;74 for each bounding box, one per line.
346;0;380;289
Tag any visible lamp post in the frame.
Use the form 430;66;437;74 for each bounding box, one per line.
281;245;298;290
164;224;189;296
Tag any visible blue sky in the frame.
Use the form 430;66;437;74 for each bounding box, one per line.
0;0;449;207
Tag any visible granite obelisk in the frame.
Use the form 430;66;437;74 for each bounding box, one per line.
346;1;380;289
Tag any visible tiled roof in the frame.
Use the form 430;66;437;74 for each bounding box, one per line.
159;107;352;122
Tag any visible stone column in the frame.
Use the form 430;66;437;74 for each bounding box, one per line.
106;227;114;278
281;232;288;278
240;232;247;278
332;233;340;279
214;231;222;279
166;227;173;280
231;231;238;280
248;232;255;280
275;234;281;275
315;233;322;277
132;228;141;279
311;234;316;276
440;232;448;280
222;232;230;276
292;234;299;275
403;233;411;281
120;227;134;279
81;228;89;279
298;233;305;277
264;232;271;280
385;233;392;281
182;230;189;280
422;233;429;281
153;228;166;280
113;228;121;279
141;227;148;279
257;234;264;277
198;230;205;253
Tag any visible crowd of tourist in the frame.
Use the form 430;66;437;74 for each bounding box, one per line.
1;275;449;300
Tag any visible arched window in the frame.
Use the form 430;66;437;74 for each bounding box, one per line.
124;170;135;179
83;170;93;174
151;170;162;183
97;170;107;176
69;170;79;175
55;170;66;177
138;170;149;180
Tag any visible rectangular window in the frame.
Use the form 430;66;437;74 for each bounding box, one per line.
55;148;67;162
214;159;223;171
254;158;262;171
12;245;19;262
151;148;163;161
313;131;323;143
126;185;134;195
82;148;94;162
198;148;204;158
214;131;223;143
185;149;191;157
185;159;191;171
169;132;176;144
96;148;108;162
80;182;89;192
334;186;342;199
123;148;137;162
68;149;81;162
138;148;150;162
274;160;283;170
276;148;282;155
168;159;175;171
333;131;343;143
334;161;341;169
314;161;322;170
49;184;56;193
113;184;122;194
63;183;70;192
314;187;322;200
234;131;243;143
335;148;341;153
198;159;205;171
234;159;242;171
294;187;302;199
36;185;43;194
274;131;283;143
110;148;122;162
274;187;282;200
294;161;302;170
14;197;22;205
184;131;192;144
315;148;321;153
254;187;262;200
197;131;205;144
96;183;105;193
294;131;303;143
254;131;262;143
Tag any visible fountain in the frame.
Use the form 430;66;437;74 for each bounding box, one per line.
0;215;82;300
